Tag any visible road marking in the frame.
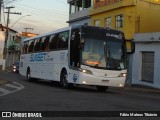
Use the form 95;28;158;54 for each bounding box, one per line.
0;82;24;97
5;82;24;90
0;88;10;96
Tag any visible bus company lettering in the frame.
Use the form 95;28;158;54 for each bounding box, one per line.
106;33;123;39
30;53;46;62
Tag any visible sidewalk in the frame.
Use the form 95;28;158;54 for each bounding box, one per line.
0;66;12;86
0;66;12;72
124;84;160;94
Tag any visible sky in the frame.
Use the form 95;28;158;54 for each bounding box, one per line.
2;0;69;34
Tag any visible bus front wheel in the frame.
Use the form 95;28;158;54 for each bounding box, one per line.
96;86;108;92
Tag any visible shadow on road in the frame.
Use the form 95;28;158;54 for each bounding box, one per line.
20;77;118;94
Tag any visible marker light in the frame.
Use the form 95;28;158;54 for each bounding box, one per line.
119;84;124;87
83;81;87;84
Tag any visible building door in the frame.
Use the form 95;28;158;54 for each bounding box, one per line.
141;52;154;83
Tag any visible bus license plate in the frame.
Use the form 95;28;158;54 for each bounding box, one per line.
102;80;109;83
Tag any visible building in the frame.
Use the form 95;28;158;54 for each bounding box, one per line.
90;0;160;51
131;32;160;89
0;26;20;68
67;0;94;26
21;32;38;38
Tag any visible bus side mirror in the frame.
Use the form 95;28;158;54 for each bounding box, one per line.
126;40;135;54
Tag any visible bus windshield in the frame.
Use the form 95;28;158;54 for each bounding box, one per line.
82;38;126;70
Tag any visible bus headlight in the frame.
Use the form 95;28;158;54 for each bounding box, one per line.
119;73;127;77
80;69;93;75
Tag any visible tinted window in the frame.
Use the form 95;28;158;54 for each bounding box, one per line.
22;42;26;54
49;34;59;50
28;40;35;53
23;41;29;54
34;38;41;52
57;31;69;49
40;36;50;51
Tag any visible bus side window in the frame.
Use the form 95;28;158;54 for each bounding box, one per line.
28;40;35;53
49;34;58;50
25;42;29;54
40;36;50;52
22;42;26;54
57;31;69;49
45;36;50;52
34;38;41;52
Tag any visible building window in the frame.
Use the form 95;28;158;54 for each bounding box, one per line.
141;52;154;83
69;0;91;14
84;0;91;9
76;0;83;11
116;15;123;28
94;20;100;27
105;17;112;28
70;2;76;14
84;23;88;26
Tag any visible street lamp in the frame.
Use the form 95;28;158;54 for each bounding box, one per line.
10;15;31;28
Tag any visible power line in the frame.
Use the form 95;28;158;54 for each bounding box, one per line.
15;3;68;16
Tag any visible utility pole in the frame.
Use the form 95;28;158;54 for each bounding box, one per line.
2;6;21;70
0;0;3;22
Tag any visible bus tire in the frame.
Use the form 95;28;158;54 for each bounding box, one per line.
60;70;72;88
27;68;31;81
26;68;36;81
96;86;108;92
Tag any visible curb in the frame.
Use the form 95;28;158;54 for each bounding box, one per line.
124;84;160;94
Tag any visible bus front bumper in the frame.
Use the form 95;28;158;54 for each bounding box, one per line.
78;72;126;87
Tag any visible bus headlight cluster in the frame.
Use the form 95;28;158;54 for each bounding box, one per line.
119;73;127;77
80;69;93;75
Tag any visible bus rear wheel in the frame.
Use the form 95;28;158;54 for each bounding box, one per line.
26;69;31;81
96;86;108;92
61;70;72;88
26;68;36;81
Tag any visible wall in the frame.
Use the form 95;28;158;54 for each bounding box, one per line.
132;32;160;89
69;18;91;26
69;8;91;22
90;0;160;39
0;31;5;66
136;0;160;33
90;6;136;40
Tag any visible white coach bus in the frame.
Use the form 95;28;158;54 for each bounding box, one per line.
19;25;128;91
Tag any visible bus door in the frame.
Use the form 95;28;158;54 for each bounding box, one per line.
70;28;81;68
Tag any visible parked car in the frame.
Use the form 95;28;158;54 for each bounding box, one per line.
12;61;20;73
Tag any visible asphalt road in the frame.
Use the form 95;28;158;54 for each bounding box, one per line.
0;71;160;120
